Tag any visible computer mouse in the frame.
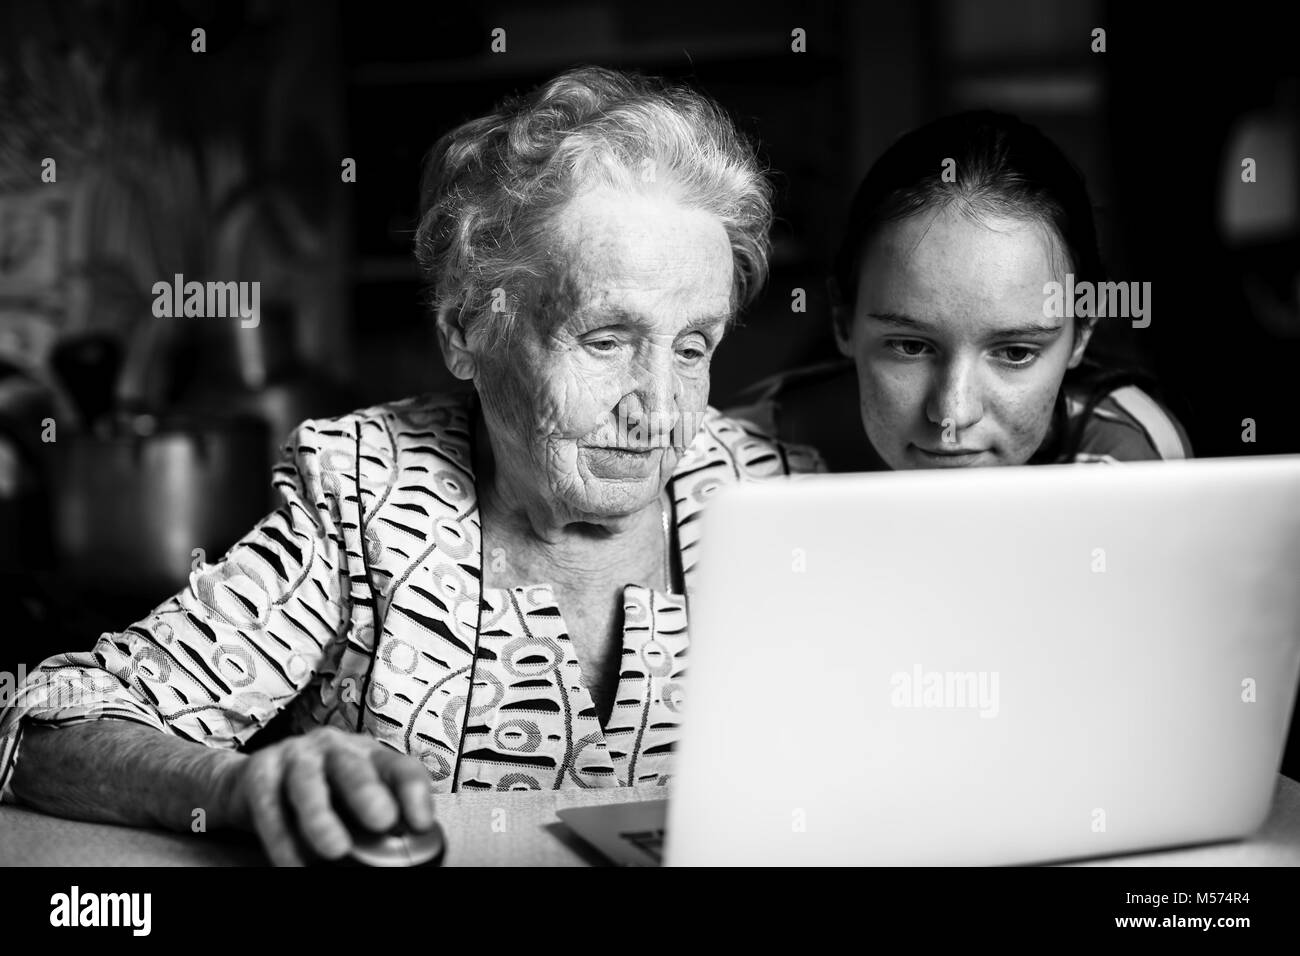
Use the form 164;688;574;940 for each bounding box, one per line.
338;822;447;868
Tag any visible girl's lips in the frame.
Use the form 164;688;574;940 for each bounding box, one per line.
909;444;990;467
914;446;985;456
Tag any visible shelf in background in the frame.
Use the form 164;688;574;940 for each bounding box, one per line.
950;71;1102;111
350;35;841;87
354;257;421;282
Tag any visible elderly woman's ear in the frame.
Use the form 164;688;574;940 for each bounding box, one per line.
435;305;478;381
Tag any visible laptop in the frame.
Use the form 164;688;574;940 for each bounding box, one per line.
558;455;1300;866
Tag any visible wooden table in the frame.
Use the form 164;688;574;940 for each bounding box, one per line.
2;776;1298;866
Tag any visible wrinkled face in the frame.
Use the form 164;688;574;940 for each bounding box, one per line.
476;185;733;520
837;206;1090;469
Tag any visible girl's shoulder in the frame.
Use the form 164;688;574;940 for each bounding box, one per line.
1062;384;1193;463
726;359;879;473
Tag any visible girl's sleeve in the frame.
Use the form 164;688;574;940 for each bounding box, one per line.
1072;386;1194;463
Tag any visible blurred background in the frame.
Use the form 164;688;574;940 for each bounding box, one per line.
0;0;1298;772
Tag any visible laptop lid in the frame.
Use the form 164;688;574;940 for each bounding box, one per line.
665;456;1300;865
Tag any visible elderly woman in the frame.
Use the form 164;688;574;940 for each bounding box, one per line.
0;67;821;864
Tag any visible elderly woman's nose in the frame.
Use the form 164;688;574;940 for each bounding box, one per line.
926;357;984;432
619;361;680;432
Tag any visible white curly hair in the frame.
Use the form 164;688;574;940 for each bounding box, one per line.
413;65;774;350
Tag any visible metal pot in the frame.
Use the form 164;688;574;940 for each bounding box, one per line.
52;414;270;602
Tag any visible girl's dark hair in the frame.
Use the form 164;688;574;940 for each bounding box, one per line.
830;110;1154;462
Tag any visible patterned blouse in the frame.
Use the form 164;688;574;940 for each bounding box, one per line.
0;393;823;797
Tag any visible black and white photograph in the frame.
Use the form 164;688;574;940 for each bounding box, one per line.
0;0;1298;931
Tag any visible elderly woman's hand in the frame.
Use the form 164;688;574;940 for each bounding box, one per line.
217;726;436;866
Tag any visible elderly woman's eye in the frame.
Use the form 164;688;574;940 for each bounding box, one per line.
586;338;620;353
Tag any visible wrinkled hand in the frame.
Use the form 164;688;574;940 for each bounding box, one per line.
218;726;437;866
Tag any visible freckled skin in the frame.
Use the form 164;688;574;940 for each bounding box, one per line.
472;185;734;539
835;207;1093;469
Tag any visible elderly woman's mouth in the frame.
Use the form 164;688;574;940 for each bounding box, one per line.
581;445;665;479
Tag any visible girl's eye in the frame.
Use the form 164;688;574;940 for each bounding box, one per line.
995;346;1039;367
887;339;931;358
